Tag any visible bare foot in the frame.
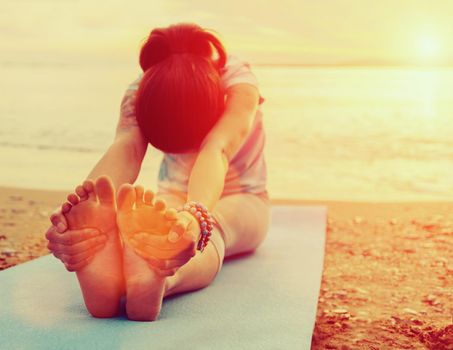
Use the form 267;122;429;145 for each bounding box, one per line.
117;184;182;321
62;176;124;318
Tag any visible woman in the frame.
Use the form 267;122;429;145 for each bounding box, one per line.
45;23;270;321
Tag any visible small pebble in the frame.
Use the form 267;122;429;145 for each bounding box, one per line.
435;257;448;265
354;288;369;294
402;248;416;254
332;308;348;314
353;216;363;224
403;308;419;316
425;294;436;302
1;247;17;257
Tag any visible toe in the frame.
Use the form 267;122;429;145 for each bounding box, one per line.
95;176;115;206
61;202;72;214
164;208;178;221
67;193;79;205
134;185;145;207
76;185;88;201
117;184;136;212
83;179;97;200
154;199;167;211
50;212;67;232
144;190;155;205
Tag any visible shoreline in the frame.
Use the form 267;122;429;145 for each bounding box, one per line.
0;185;452;349
1;185;452;205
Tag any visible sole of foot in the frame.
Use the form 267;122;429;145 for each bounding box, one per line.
63;175;124;318
117;184;177;321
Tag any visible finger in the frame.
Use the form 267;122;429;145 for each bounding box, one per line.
168;231;180;243
173;219;189;235
133;243;176;260
136;239;195;261
64;255;95;272
181;237;197;255
129;234;172;248
50;213;67;233
54;228;103;246
45;225;57;241
129;238;175;255
57;236;107;256
60;244;105;265
129;233;188;253
47;241;61;253
133;249;188;270
182;229;199;243
168;219;190;242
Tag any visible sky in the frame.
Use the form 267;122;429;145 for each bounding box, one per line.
1;0;453;65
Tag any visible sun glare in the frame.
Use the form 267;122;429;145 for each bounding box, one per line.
416;35;441;61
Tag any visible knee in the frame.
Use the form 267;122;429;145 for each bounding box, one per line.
250;228;269;250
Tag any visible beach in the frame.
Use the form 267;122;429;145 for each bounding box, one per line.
2;1;453;348
1;59;453;350
1;186;452;349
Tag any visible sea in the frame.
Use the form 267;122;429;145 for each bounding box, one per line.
1;62;452;201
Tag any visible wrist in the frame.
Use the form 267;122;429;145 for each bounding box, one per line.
178;201;214;252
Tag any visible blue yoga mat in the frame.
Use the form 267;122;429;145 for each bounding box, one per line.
0;206;326;350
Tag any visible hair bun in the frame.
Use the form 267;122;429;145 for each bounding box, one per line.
139;23;226;71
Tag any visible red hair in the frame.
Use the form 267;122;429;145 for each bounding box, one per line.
135;23;227;153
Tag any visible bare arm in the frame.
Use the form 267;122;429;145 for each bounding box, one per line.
110;84;260;273
87;90;148;188
186;83;260;211
46;89;147;271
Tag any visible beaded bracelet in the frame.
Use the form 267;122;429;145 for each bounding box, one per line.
178;201;214;253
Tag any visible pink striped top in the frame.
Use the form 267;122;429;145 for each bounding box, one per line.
127;54;267;196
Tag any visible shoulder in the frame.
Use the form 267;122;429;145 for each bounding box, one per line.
220;54;254;78
221;54;265;105
220;54;258;89
126;73;144;91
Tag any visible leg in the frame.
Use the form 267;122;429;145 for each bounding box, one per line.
147;191;225;298
163;191;270;297
63;176;125;318
117;185;175;321
210;192;271;258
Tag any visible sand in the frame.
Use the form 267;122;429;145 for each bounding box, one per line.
1;187;452;349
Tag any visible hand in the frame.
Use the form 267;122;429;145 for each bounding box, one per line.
168;210;201;245
46;209;106;272
130;210;201;277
